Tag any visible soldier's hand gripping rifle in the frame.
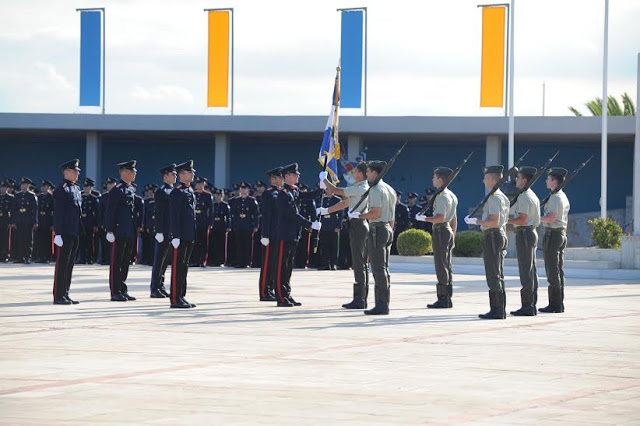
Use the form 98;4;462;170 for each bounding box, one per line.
349;142;408;214
468;149;530;218
418;152;474;216
509;151;559;207
540;154;594;207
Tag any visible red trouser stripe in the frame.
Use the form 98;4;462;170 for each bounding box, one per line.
53;246;61;299
109;240;117;296
260;245;270;298
171;247;178;303
276;241;284;302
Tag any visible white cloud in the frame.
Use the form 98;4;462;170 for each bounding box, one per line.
34;61;74;91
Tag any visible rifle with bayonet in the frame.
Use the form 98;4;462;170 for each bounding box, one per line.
509;151;559;207
540;155;594;207
418;152;474;216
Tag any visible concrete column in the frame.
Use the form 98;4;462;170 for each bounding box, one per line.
347;134;364;161
85;131;102;184
485;135;502;166
634;52;640;236
214;133;230;189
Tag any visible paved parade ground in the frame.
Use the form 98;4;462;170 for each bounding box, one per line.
1;261;639;425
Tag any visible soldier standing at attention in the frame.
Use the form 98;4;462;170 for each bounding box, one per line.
141;183;157;265
98;177;117;265
416;167;458;309
192;177;213;267
465;166;510;320
252;180;266;268
169;160;197;309
209;188;231;267
293;183;317;269
406;192;421;230
507;166;541;316
35;180;54;263
105;161;139;302
316;193;343;270
392;190;409;255
258;167;283;301
231;182;259;268
0;180;15;262
52;160;82;305
78;178;100;264
131;185;145;265
320;161;371;309
12;177;38;264
539;167;570;314
149;164;176;298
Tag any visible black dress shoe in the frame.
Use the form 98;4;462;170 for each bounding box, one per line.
170;300;191;308
53;298;71;305
364;305;389;315
538;305;562;313
111;293;128;302
330;265;337;271
260;294;277;302
65;297;80;305
150;289;166;298
122;293;137;301
510;306;536;316
427;299;453;309
277;300;295;307
287;297;302;306
159;287;170;297
182;298;196;308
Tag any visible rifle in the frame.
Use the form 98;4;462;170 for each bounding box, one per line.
314;155;328;253
468;149;530;218
540;155;594;207
509;151;559;207
349;141;408;214
418;152;474;215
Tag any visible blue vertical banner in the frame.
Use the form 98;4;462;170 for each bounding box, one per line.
340;10;364;109
79;10;102;107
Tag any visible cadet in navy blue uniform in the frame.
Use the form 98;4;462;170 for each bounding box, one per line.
317;194;344;270
258;167;283;301
34;180;55;263
12;177;38;263
209;187;231;267
252;180;266;268
274;164;323;307
0;180;15;262
78;178;100;264
98;177;117;264
169;160;197;308
231;182;259;268
392;190;410;255
141;183;157;265
105;161;139;302
131;185;145;264
52;160;83;305
294;183;318;268
149;164;176;298
406;192;422;230
192;177;213;267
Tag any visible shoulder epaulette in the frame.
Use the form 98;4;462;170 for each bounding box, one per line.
116;183;123;188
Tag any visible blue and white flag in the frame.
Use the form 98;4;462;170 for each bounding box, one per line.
318;67;341;184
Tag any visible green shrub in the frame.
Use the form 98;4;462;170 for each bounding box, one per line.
397;229;432;256
453;231;483;257
587;217;622;249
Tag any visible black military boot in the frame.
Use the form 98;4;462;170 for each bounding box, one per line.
342;284;367;309
479;291;505;319
150;288;166;298
510;289;536;316
110;293;128;302
170;299;191;308
427;284;452;309
539;287;563;313
364;290;389;315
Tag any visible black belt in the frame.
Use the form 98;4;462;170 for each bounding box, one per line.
546;227;566;233
482;227;504;235
433;222;451;229
370;222;390;228
516;225;535;231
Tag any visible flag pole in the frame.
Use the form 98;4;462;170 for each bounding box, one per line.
601;0;609;219
507;0;515;169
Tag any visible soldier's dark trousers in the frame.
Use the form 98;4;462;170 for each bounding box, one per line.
319;231;339;268
150;239;172;291
515;226;539;309
432;223;454;300
192;226;209;266
482;228;508;293
34;226;53;262
53;235;79;301
141;231;154;265
275;240;297;302
234;228;252;267
99;229;111;264
109;237;136;297
350;219;369;288
0;224;10;261
258;242;278;299
14;224;34;261
294;229;312;268
78;231;97;263
543;228;567;310
368;223;393;308
170;241;194;304
208;229;226;266
226;230;236;266
252;232;262;268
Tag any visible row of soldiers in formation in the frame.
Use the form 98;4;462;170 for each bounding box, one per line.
33;155;571;317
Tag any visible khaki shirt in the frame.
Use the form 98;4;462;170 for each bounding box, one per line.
368;179;396;223
433;188;458;223
544;190;570;229
481;189;509;231
343;180;369;214
512;188;540;227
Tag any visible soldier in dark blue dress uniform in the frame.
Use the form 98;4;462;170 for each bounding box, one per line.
406;192;422;231
258;168;283;301
169;160;197;308
149;164;176;298
105;161;139;302
191;177;213;267
0;180;15;262
208;187;231;267
34;180;55;263
392;190;410;255
317;194;343;270
99;177;117;265
294;183;318;268
252;180;266;268
52;160;82;305
131;185;145;264
231;182;259;268
274;163;323;307
12;177;38;263
141;183;157;266
78;178;100;264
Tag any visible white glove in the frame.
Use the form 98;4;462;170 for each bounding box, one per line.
106;232;115;243
415;214;427;222
311;221;322;231
318;171;328;181
319;180;327;189
261;237;269;246
155;233;164;243
348;211;361;219
464;215;478;225
171;238;180;248
54;235;63;247
316;207;329;216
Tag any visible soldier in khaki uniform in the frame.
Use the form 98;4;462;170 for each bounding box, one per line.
465;165;510;319
507;166;541;316
416;167;458;308
539;167;570;313
347;161;396;315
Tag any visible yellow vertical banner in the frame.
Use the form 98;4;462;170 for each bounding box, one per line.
480;6;506;108
207;11;230;107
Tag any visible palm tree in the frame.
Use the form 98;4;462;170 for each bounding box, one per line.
569;93;635;116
